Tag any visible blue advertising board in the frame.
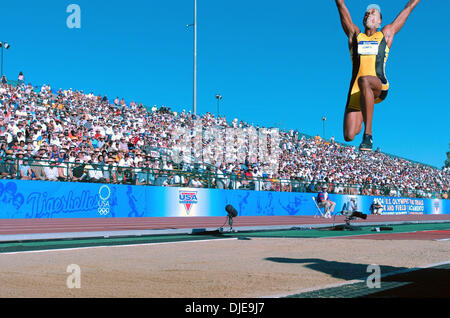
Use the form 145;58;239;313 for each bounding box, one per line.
0;179;448;219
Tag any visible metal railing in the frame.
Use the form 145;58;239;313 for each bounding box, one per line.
0;156;447;199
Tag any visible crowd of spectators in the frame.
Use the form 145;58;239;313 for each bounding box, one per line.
0;73;448;199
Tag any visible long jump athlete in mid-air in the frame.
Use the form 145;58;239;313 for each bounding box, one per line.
335;0;420;151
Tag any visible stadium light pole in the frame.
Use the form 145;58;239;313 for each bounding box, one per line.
0;41;11;78
186;0;198;116
322;116;326;140
193;0;197;116
216;94;222;117
186;1;197;116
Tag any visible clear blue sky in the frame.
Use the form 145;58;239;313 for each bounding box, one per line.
1;0;448;168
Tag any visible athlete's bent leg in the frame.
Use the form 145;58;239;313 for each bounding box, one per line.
358;76;382;136
343;109;363;142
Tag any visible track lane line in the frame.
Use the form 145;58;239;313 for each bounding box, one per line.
0;237;238;255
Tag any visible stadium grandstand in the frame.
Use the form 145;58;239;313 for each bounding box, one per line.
0;76;448;200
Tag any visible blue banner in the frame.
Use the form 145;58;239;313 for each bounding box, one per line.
0;180;448;219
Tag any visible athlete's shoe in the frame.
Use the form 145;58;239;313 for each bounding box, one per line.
359;134;373;151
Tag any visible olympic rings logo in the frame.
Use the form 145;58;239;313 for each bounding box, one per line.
98;200;110;215
98;185;111;215
98;185;111;201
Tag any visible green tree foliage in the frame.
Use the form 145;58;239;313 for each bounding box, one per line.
445;143;450;168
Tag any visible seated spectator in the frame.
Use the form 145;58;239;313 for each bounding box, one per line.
316;185;336;218
135;161;148;185
370;199;383;215
118;138;128;152
189;176;203;188
58;161;72;181
215;175;226;189
19;158;32;180
168;173;183;187
114;167;126;184
123;166;134;184
44;161;60;181
102;158;115;183
30;155;47;181
342;197;358;214
86;162;105;183
229;169;241;190
0;157;16;179
71;159;86;182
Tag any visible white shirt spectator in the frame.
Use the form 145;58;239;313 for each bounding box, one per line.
44;165;59;181
190;178;203;188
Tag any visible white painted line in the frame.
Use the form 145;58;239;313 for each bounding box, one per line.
0;237;238;256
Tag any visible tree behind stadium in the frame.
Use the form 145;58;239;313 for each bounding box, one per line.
445;143;450;168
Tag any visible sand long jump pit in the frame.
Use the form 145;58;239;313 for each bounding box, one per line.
0;230;449;298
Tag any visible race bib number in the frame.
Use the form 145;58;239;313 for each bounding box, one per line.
358;41;379;55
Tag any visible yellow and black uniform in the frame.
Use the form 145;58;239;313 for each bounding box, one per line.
346;31;390;111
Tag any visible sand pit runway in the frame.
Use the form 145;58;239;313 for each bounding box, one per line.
0;237;448;298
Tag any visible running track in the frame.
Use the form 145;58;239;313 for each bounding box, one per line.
0;214;449;235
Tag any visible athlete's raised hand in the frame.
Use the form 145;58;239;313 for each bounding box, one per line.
382;0;421;47
335;0;360;40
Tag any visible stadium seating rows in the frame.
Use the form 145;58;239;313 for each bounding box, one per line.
0;77;448;199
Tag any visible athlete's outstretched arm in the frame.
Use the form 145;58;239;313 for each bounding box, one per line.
383;0;421;46
335;0;360;38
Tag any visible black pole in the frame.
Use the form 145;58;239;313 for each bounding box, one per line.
1;46;3;77
323;121;325;139
216;94;222;117
322;117;326;140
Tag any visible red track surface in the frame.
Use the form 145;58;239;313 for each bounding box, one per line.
0;214;449;235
